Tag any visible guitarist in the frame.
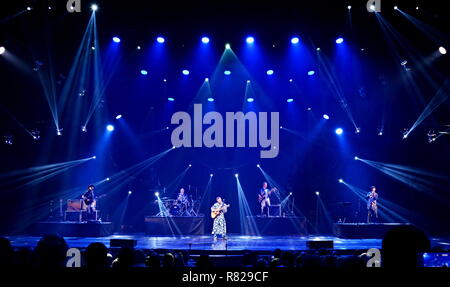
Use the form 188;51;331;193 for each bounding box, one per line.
259;182;276;217
367;186;379;223
82;184;96;221
210;197;229;241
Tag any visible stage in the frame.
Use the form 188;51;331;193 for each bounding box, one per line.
5;234;450;253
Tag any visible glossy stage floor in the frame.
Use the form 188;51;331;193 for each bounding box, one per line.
5;234;450;252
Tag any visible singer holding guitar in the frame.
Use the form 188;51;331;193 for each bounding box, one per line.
82;184;96;221
367;186;379;223
210;197;230;240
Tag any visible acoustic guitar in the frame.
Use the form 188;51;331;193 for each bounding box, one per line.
211;203;230;219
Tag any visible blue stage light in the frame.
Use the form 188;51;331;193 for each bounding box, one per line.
287;98;294;103
201;37;210;44
140;69;148;75
224;70;231;75
106;125;114;132
291;37;299;44
207;97;214;102
247;98;254;102
323;114;329;120
167;97;175;102
335;128;343;135
156;36;165;43
115;114;122;119
112;37;121;43
266;69;274;75
91;4;98;11
182;69;190;75
336;37;344;44
246;36;255;44
307;70;315;76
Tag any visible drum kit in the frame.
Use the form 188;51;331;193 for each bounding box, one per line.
158;196;199;217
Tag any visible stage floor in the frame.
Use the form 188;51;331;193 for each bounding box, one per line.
4;234;450;252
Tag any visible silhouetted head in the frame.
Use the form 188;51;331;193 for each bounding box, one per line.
35;234;68;268
85;242;108;268
382;225;430;268
0;237;13;267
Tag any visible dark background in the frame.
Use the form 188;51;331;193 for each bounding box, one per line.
0;0;449;235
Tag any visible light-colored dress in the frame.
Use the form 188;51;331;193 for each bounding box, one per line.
211;202;227;236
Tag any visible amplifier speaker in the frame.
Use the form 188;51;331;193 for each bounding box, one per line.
110;239;137;249
306;240;334;249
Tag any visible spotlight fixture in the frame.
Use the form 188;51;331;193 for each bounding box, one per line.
224;70;231;75
307;70;315;76
287;98;294;103
0;46;5;55
106;124;114;132
335;128;343;135
246;36;255;44
246;80;251;83
439;47;447;55
315;191;320;196
167;97;175;102
92;156;96;159
247;98;254;102
115;114;122;120
106;177;110;181
335;37;344;44
235;173;239;178
163;78;167;82
188;164;192;167
205;78;209;82
56;128;63;136
355;127;361;134
316;47;321;51
370;4;376;11
156;36;165;43
136;46;141;50
266;69;274;75
347;5;351;10
323;114;329;120
354;156;359;160
402;128;409;139
4;135;13;145
225;43;231;49
112;37;121;43
31;130;40;140
81;126;87;132
128;191;132;195
201;37;210;44
140;69;148;75
401;60;408;66
378;130;383;136
291;37;299;44
155;192;160;197
256;164;260;168
27;7;32;11
416;6;419;10
338;178;344;183
394;6;398;10
207;97;215;102
289;79;293;82
182;69;190;75
91;4;98;11
210;173;213;177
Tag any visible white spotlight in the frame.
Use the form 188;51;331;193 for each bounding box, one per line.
256;164;260;168
106;177;110;181
128;190;132;195
225;43;231;49
235;173;239;178
394;6;398;10
0;47;5;55
91;4;98;11
27;7;32;11
354;156;359;160
347;5;351;10
155;192;160;197
210;173;213;177
92;156;96;159
338;178;344;183
188;164;192;167
439;47;447;55
315;191;320;196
